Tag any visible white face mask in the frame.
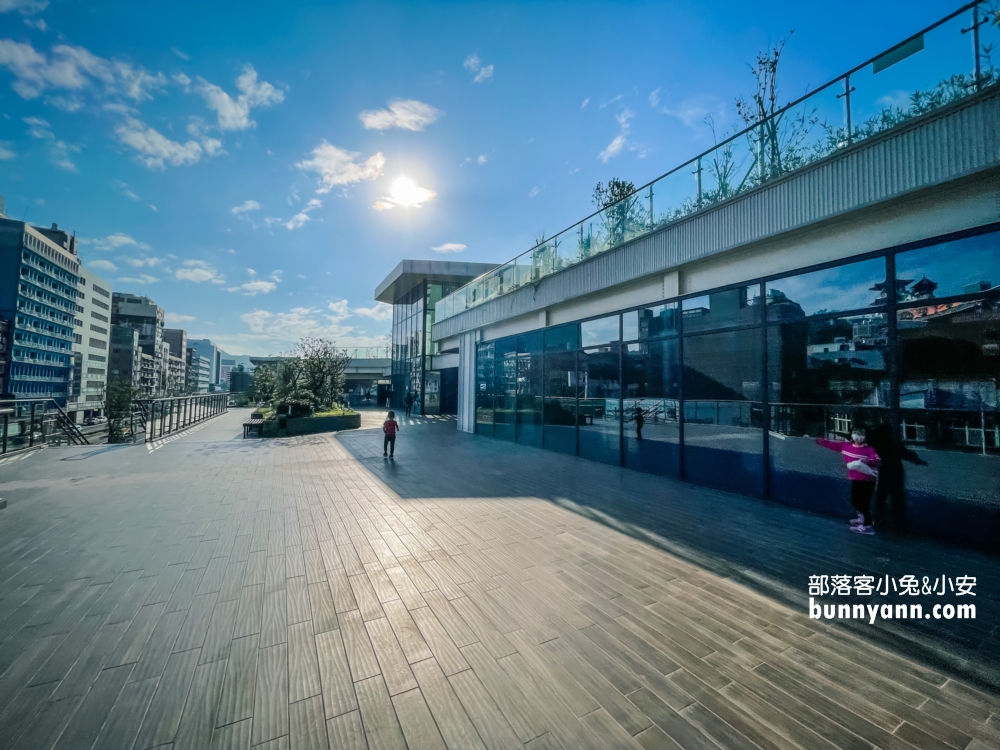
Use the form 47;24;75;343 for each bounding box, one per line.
851;432;865;444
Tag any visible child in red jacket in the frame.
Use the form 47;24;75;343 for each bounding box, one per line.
816;427;881;535
383;411;399;458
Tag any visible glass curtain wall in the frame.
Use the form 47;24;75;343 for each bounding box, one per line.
472;224;999;546
390;281;425;413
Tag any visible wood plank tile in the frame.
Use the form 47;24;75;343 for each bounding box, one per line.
340;609;381;683
251;643;289;746
288;621;322;703
289;694;329;750
392;688;448;750
134;647;201;749
411;656;487;750
448;668;523;750
174;658;228;750
307;582;338;634
315;629;358;719
326;710;366;750
216;634;259;728
365;616;417;695
355;675;407;750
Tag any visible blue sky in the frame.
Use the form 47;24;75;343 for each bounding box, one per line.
0;0;963;355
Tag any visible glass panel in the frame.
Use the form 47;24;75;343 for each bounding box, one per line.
517;330;543;354
895;230;1000;302
624;340;681;477
683;329;764;494
544;323;578;351
849;11;980;148
578;346;620;465
516;348;543;448
682;285;761;333
625;302;679;341
766;257;887;319
768;312;891;514
896;293;999;546
580;315;620;348
543;351;576;455
475;343;494;436
493;337;517;441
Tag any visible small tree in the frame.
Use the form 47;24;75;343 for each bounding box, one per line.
251;362;278;402
104;379;139;443
734;33;817;183
592;178;647;248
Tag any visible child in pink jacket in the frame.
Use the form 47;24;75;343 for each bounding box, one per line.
816;427;881;535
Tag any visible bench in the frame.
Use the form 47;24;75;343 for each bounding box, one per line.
243;418;264;438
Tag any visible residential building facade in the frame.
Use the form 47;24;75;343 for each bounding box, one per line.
67;265;113;422
109;324;142;389
188;338;222;389
111;293;164;396
0;217;80;405
186;349;211;392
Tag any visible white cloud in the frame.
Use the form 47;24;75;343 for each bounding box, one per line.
296;141;385;194
463;53;493;83
0;140;14;159
0;39;165;101
171;47;190;61
85;232;150;252
21;115;78;170
528;186;542;198
164;312;195;323
659;94;726;128
353;302;392;321
113;179;140;201
599;134;626;162
476;154;487;165
121;256;162;268
86;259;117;273
431;243;466;253
175;259;224;284
0;1;49;16
114;116;202;168
359;99;442;131
231;199;260;214
173;72;191;86
194;64;284;131
600;94;622;109
23;17;46;31
45;95;82;111
284;198;322;230
228;279;275;296
649;88;660;108
328;300;350;318
117;274;158;285
373;176;435;211
616;107;634;129
581;97;590;109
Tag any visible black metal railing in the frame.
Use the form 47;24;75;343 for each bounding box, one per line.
0;398;89;455
133;394;228;443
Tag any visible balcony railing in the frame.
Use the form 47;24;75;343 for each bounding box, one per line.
436;2;1000;323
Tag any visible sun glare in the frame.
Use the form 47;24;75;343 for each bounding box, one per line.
389;176;435;207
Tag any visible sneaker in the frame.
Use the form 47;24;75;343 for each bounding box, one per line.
849;513;865;526
389;455;394;459
850;524;875;535
383;452;387;457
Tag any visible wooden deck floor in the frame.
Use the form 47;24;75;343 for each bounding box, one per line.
0;409;996;749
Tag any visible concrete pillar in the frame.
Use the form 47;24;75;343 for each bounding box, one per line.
456;330;477;433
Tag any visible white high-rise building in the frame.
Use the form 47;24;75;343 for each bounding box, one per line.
68;266;113;423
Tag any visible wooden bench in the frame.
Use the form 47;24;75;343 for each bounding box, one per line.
243;418;264;438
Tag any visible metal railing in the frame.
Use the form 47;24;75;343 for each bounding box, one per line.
133;393;228;443
341;347;390;359
436;2;1000;322
0;398;89;455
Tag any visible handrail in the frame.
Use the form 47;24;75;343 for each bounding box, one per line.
436;2;998;323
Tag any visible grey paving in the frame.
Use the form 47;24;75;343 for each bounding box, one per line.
0;407;996;749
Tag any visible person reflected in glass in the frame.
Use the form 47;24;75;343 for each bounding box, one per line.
814;427;881;535
404;392;413;416
383;410;399;459
634;404;644;441
867;423;925;532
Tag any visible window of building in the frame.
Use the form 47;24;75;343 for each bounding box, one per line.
90;324;108;335
89;337;106;349
93;283;110;297
766;257;886;320
624;338;680;476
92;298;110;310
895;230;1000;301
682;285;761;333
89;354;106;362
581;314;619;347
91;311;109;323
